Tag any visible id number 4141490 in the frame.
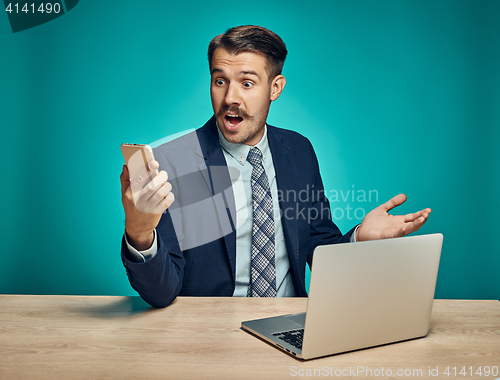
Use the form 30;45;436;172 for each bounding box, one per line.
443;366;498;377
5;3;61;14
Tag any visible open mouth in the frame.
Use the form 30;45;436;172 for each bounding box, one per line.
225;114;243;128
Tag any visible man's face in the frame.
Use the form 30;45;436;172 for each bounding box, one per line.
210;48;284;146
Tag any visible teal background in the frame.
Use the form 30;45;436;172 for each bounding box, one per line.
1;1;498;299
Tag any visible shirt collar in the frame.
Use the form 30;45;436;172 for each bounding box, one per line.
217;122;270;166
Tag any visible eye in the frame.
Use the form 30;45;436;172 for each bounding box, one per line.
242;81;254;88
214;79;225;86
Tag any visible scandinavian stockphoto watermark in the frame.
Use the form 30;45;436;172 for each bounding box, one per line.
126;129;378;250
276;184;378;223
290;365;499;378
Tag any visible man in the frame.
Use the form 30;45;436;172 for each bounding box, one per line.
120;26;431;308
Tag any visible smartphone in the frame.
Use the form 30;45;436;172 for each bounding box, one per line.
121;143;157;180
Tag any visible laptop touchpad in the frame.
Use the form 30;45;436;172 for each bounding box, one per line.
269;313;306;333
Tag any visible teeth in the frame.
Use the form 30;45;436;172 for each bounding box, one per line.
226;114;240;127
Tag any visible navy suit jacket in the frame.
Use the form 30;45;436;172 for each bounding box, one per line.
121;116;356;307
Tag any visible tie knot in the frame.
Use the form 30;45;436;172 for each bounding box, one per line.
247;147;263;167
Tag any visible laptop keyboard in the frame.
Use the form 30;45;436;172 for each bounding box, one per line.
272;329;304;349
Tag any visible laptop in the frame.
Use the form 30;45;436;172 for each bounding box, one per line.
241;233;443;360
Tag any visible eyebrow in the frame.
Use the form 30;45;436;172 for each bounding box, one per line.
240;70;260;79
211;68;261;80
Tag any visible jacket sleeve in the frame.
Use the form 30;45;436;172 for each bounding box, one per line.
120;143;187;308
121;209;186;308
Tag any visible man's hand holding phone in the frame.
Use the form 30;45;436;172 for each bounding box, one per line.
120;145;175;251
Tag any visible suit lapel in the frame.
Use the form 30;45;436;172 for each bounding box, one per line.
267;127;300;279
196;117;237;281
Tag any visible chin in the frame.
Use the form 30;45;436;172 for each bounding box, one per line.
217;121;243;143
223;132;246;145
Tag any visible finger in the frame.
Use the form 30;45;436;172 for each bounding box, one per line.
396;226;406;238
141;171;170;202
130;162;163;195
165;191;175;208
148;160;159;171
404;216;426;235
134;170;171;212
147;180;172;206
406;208;432;223
412;220;424;233
152;191;175;213
403;211;419;223
120;165;130;195
404;210;425;222
131;160;161;184
380;194;407;212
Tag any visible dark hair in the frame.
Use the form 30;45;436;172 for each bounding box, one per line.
208;25;288;82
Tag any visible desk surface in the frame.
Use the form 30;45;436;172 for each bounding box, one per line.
0;296;498;379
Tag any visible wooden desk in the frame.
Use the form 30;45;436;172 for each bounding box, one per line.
0;296;498;379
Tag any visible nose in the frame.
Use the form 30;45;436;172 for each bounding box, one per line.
224;82;241;106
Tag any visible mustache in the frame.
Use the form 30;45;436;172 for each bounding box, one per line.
217;106;253;120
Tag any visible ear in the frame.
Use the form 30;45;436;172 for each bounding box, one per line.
270;75;286;101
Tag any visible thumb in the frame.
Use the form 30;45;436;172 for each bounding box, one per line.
380;194;407;212
120;165;130;195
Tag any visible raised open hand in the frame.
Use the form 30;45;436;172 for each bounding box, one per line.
356;194;431;241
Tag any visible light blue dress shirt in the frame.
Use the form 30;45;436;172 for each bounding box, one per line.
217;125;295;297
